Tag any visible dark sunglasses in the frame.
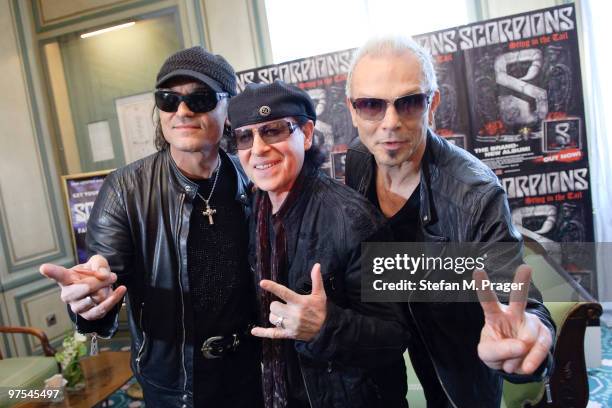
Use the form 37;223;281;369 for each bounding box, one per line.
154;90;229;113
351;92;432;122
233;120;299;150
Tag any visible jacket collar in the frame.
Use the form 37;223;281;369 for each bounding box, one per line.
419;130;437;227
164;148;251;205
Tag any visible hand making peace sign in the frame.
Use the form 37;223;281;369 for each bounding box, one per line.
474;264;553;375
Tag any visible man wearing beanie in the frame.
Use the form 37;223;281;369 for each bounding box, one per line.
41;47;263;407
228;80;408;408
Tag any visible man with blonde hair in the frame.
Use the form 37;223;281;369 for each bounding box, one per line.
345;35;555;407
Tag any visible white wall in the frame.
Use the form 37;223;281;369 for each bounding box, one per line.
202;0;272;71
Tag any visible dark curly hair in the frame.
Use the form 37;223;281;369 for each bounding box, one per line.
153;108;168;151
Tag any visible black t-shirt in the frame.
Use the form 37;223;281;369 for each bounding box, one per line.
366;169;422;242
387;184;422;242
369;171;452;407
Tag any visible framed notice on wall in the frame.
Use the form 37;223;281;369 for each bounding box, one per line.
61;170;112;264
115;92;157;164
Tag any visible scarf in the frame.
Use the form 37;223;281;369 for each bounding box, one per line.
255;169;307;408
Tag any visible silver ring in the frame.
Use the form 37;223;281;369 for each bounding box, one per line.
88;295;99;307
274;316;285;329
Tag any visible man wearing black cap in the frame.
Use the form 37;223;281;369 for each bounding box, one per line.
228;80;408;408
40;47;262;407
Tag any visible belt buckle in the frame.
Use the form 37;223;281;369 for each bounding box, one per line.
201;334;240;359
201;336;224;359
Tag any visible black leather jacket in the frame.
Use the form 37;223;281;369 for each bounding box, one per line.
75;149;252;408
248;164;409;408
345;132;555;408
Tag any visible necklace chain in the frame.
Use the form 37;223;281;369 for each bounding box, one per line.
196;153;221;205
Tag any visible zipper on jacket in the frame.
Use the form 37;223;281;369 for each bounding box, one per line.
405;247;459;408
544;377;552;404
175;193;189;391
88;331;112;355
135;333;147;374
297;355;314;408
76;322;111;355
135;302;146;374
407;300;459;408
90;333;98;356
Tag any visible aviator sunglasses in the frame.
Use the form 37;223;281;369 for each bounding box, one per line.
351;92;432;122
154;90;229;113
233;120;299;150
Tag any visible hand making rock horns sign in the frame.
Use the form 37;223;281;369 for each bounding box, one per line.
251;263;327;342
40;255;128;321
474;264;553;375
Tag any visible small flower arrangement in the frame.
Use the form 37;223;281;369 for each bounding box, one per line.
54;331;87;390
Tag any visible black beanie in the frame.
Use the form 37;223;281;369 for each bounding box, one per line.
228;80;316;128
156;46;237;96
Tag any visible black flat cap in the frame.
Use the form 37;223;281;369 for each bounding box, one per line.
156;46;237;96
228;80;316;129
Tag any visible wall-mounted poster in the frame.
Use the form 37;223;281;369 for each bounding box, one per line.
414;4;595;294
235;4;596;296
61;170;112;263
115;92;156;164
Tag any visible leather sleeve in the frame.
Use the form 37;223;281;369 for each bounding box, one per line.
473;184;556;382
296;218;409;368
72;172;132;337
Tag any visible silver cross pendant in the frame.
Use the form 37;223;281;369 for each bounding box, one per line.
202;201;217;225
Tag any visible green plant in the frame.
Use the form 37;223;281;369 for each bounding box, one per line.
54;332;87;389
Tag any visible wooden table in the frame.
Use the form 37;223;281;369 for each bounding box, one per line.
16;351;133;408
